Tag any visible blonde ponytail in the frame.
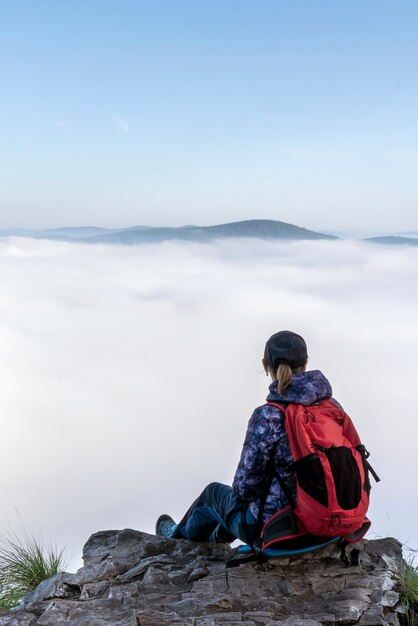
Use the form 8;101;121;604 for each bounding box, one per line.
277;362;293;395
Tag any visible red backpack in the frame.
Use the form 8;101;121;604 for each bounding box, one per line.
260;399;380;550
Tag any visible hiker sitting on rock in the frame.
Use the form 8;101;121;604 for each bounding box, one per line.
155;330;371;545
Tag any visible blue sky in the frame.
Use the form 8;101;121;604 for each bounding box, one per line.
1;0;417;232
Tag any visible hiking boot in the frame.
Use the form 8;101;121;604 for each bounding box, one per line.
155;514;176;538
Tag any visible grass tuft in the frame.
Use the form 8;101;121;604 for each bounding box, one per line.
399;558;418;626
0;529;66;609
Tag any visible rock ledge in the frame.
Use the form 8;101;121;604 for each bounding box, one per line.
0;531;404;626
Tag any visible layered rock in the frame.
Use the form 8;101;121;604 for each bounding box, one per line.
0;530;404;626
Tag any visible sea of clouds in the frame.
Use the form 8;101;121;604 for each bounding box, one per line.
0;236;416;570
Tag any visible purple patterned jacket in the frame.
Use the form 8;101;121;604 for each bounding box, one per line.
232;370;334;522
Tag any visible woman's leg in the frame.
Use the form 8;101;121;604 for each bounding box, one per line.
172;482;255;543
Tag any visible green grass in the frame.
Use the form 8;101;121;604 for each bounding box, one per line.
0;530;66;609
399;558;418;626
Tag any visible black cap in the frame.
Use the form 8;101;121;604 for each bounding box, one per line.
264;330;308;369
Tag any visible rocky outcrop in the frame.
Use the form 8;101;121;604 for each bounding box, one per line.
0;530;404;626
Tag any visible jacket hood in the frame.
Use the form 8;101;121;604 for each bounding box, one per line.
266;369;332;405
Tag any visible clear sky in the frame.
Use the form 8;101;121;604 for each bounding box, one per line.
1;0;417;233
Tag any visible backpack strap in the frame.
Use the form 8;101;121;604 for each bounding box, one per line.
226;545;268;569
356;444;381;483
339;539;361;567
265;401;289;411
256;402;296;532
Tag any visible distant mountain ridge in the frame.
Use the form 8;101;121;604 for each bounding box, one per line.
394;231;418;238
0;226;110;239
366;235;418;247
1;221;417;246
0;220;337;244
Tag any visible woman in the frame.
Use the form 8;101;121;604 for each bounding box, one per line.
155;330;337;544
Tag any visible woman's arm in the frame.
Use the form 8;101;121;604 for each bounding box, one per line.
232;404;287;501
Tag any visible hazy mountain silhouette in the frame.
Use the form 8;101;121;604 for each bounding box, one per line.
2;221;417;246
366;236;418;247
83;220;337;244
394;231;418;238
0;226;111;239
0;220;336;244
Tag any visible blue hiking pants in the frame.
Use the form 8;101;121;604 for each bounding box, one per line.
171;482;258;544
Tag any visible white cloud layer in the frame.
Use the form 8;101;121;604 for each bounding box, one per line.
0;237;416;569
